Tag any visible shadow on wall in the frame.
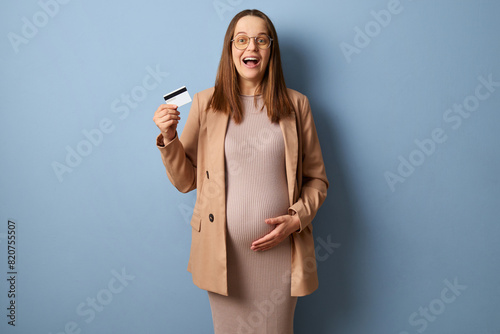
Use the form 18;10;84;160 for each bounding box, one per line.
280;37;363;333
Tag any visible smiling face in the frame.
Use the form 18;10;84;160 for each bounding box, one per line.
231;15;271;95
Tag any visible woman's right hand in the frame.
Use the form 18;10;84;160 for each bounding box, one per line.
153;104;180;145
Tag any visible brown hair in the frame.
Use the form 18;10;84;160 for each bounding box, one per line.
207;9;294;123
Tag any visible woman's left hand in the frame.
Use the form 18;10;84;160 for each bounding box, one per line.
251;214;300;251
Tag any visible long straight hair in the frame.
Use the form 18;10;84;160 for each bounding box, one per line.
207;9;294;123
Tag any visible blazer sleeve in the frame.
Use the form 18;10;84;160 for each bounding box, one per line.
156;92;201;193
289;95;329;232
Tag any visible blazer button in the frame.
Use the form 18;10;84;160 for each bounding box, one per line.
209;214;214;222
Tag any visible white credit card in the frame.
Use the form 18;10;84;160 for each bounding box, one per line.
163;86;192;107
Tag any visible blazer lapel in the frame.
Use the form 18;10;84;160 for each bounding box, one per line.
207;110;230;177
280;113;298;206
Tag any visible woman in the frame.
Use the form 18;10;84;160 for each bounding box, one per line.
153;9;328;333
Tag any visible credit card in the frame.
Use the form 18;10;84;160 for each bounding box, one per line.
163;86;192;107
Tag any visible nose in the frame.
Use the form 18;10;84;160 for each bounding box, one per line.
247;37;259;51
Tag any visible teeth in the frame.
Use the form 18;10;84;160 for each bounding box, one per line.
244;57;258;61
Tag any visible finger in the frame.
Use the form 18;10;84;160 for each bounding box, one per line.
155;113;181;126
155;118;179;131
265;216;286;225
253;222;290;249
157;114;181;123
155;104;179;116
155;104;174;113
158;119;179;131
155;108;180;119
252;239;278;251
253;238;276;249
251;231;277;248
259;244;276;251
255;228;284;246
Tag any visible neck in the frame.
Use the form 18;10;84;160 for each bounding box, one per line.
238;78;261;96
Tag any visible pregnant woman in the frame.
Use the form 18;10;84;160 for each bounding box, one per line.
153;9;328;334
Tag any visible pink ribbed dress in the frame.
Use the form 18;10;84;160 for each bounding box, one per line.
207;95;297;334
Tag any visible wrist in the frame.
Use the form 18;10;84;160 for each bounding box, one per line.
290;212;300;232
162;132;176;146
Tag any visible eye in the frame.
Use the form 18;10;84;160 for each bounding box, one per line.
257;36;269;45
236;36;248;43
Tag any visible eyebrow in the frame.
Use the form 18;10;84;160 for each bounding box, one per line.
234;31;268;36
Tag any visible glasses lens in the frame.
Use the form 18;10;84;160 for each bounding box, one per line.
234;35;249;49
256;35;270;49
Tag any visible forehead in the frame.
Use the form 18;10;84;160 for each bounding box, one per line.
234;15;268;35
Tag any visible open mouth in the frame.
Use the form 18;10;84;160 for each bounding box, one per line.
242;57;261;68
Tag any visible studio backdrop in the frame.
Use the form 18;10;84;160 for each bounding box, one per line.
1;0;499;333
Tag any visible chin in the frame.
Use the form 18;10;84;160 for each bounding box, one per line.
238;68;263;81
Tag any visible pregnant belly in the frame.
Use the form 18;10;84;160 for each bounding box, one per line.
225;191;289;245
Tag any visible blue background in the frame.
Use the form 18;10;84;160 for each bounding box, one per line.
1;0;499;333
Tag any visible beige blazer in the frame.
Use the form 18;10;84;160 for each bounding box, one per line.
156;87;328;296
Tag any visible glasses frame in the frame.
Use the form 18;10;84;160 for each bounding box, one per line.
231;34;273;50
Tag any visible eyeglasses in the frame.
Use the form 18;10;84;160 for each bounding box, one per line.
231;34;273;50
